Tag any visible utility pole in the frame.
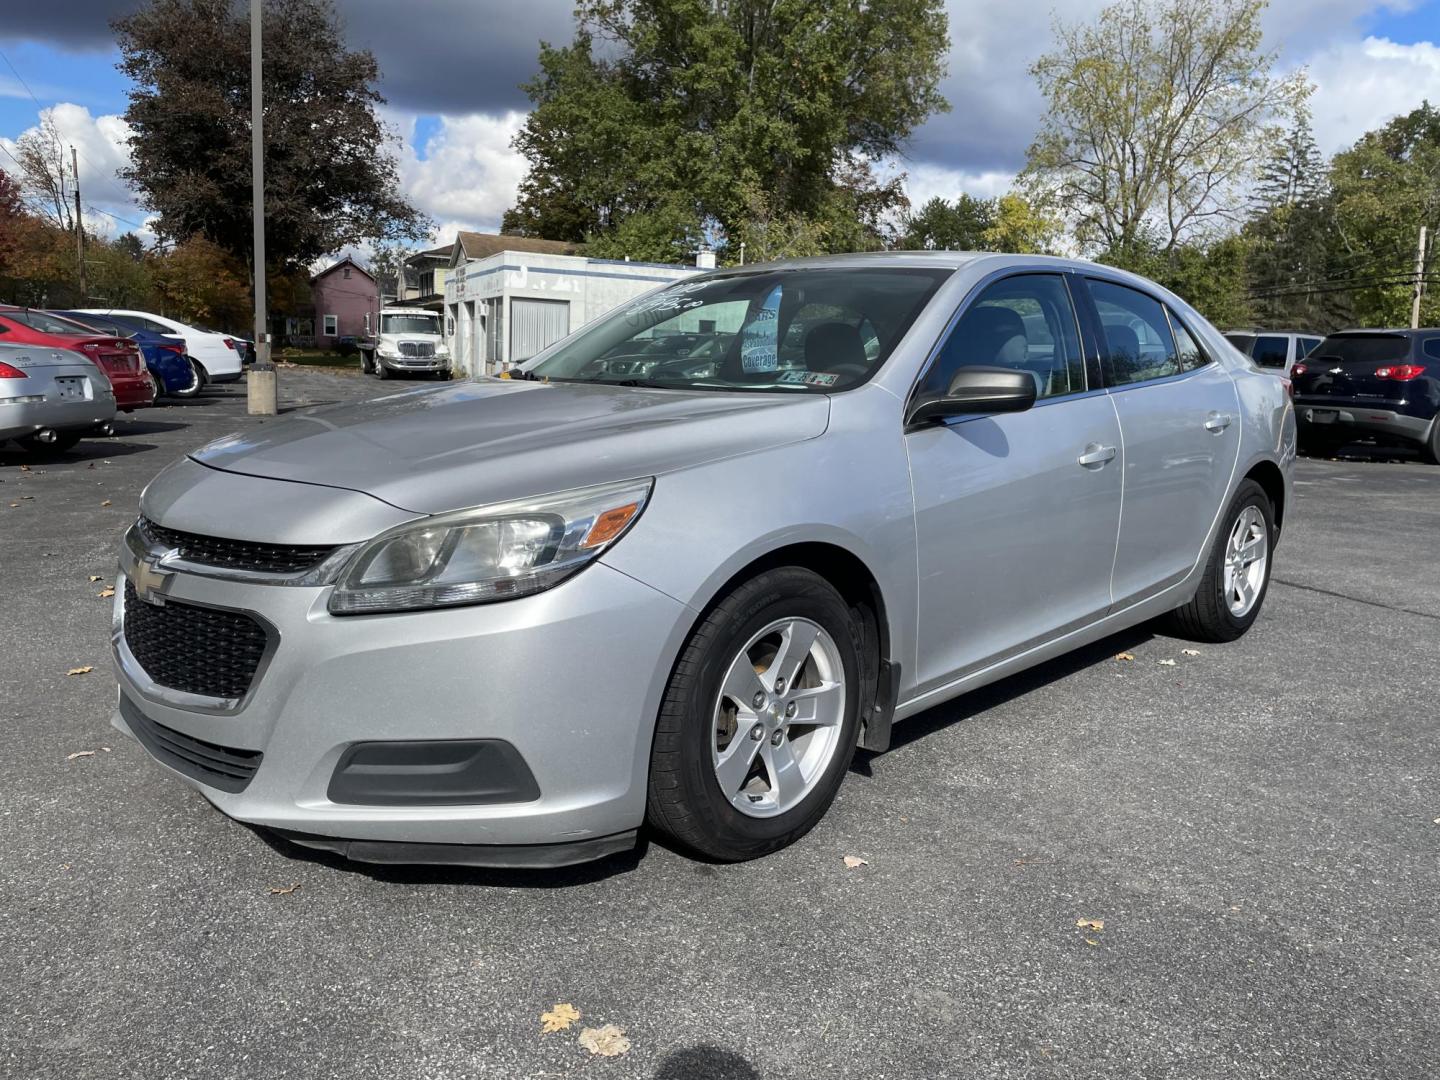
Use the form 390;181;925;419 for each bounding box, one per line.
70;146;86;300
1411;225;1428;331
246;0;278;416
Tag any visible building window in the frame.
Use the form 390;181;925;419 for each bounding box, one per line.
323;314;338;336
343;267;352;279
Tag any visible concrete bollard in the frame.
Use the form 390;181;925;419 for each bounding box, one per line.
247;363;278;416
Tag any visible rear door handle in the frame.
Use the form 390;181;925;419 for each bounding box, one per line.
1204;411;1234;432
1077;443;1117;467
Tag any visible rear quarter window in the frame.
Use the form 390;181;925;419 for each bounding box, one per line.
1422;339;1440;361
1251;336;1290;369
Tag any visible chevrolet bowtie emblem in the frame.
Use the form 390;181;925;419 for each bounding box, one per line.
133;552;175;606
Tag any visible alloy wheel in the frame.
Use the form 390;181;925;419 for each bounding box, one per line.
710;617;846;818
1222;505;1268;617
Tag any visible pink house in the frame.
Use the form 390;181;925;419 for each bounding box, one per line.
310;256;378;344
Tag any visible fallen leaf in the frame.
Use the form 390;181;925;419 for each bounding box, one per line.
1181;648;1201;656
7;503;16;509
100;500;111;507
98;587;115;598
19;495;33;500
1076;918;1104;931
1157;658;1177;666
19;464;29;472
88;575;102;582
268;883;300;895
842;855;869;869
65;666;93;676
540;1003;581;1033
66;750;96;761
1085;938;1100;946
578;1025;630;1057
1114;652;1135;661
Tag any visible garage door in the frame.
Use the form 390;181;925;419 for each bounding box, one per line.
510;299;570;363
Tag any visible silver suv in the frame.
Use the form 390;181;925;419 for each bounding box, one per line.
112;254;1295;867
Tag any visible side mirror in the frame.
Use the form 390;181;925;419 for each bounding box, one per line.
908;365;1038;425
363;312;372;335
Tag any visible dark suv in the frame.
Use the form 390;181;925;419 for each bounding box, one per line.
1292;330;1440;463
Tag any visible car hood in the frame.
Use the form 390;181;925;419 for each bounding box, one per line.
190;379;830;514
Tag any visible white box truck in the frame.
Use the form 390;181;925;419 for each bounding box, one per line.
359;307;452;380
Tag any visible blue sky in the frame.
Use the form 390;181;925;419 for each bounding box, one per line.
3;0;1440;246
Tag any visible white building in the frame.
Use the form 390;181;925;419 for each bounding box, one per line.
442;233;699;377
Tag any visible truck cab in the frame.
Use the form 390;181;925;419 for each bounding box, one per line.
359;307;451;380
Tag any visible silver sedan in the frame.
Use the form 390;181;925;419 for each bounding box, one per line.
110;253;1294;867
1;342;116;451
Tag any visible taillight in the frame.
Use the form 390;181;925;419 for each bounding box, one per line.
1375;364;1425;380
0;361;27;378
159;343;185;355
1291;362;1308;377
223;338;236;350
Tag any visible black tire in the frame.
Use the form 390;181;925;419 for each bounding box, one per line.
170;358;204;399
1421;417;1440;466
647;567;865;861
375;359;390;380
359;351;373;375
1165;479;1275;643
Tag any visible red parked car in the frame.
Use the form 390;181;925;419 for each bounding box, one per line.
0;307;154;411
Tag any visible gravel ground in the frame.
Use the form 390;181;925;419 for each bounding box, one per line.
2;370;1437;1080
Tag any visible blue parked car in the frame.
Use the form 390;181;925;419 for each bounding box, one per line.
51;310;201;398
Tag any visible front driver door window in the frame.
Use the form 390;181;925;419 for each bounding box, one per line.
904;273;1124;698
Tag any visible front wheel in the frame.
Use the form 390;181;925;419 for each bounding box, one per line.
374;359;390;380
647;567;864;861
1165;479;1275;642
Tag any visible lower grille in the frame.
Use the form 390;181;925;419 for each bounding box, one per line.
399;341;436;358
138;516;335;575
123;582;268;700
120;695;261;793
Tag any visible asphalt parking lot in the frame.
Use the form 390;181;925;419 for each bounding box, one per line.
2;370;1437;1080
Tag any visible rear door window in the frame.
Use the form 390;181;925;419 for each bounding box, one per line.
1250;336;1290;369
1087;280;1180;385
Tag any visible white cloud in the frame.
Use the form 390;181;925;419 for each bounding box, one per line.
901;163;1016;207
1304;36;1440;153
0;102;151;240
388;109;529;241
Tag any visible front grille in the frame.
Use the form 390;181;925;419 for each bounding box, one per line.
123;582;268;700
139;516;335;574
120;695;261;793
399;341;435;358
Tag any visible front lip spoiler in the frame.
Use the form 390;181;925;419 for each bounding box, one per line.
264;827;640;869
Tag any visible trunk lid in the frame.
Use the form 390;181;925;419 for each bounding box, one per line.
1293;333;1414;403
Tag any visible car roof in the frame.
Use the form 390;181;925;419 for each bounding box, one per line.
1222;329;1317;337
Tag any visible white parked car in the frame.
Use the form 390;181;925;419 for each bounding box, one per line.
76;309;247;386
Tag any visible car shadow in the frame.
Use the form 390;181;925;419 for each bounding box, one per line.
653;1046;761;1079
850;623;1157;773
111;420;192;436
249;822;649;888
0;440;160;466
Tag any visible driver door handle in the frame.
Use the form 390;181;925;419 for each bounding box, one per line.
1204;411;1234;433
1077;443;1117;467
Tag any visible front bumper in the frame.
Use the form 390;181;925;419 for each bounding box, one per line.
1295;400;1433;443
110;555;688;858
378;354;451;373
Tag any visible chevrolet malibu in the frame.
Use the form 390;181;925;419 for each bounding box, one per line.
112;254;1294;867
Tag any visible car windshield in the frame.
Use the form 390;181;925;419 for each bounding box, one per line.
6;309;103;335
382;314;440;334
1312;334;1410;364
524;267;951;392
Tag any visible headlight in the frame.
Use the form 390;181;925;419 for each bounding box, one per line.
327;478;653;615
435;343;450;356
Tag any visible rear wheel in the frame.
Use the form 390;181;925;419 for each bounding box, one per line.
647;567;864;861
1422;417;1440;466
1165;479;1274;643
171;358;203;398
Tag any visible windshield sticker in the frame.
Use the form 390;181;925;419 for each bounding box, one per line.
740;285;782;373
777;369;839;387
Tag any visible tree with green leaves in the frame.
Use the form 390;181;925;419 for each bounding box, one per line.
113;0;429;279
1025;0;1307;255
1326;102;1440;327
896;195;996;251
503;0;950;258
